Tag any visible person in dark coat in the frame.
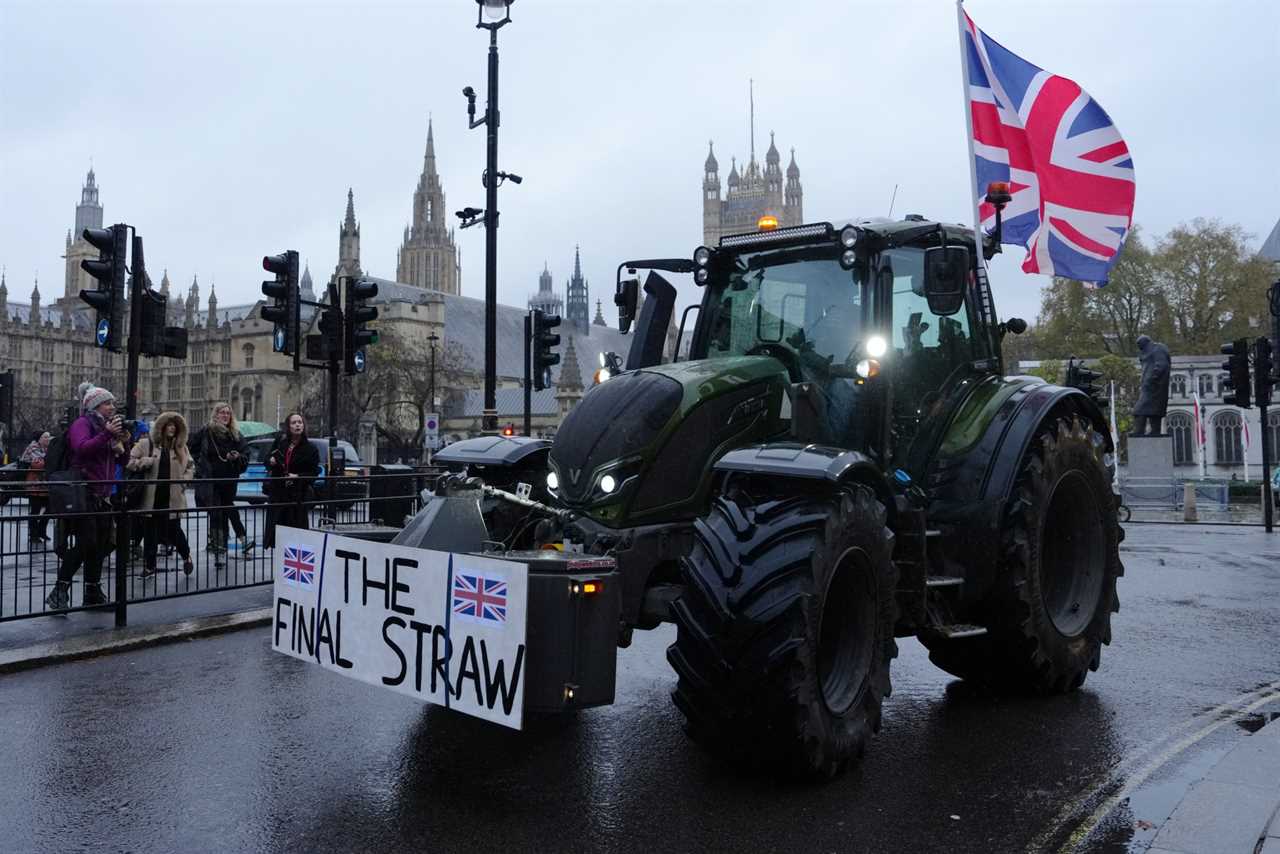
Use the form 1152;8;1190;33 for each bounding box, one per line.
195;402;253;561
263;412;320;549
1131;334;1172;436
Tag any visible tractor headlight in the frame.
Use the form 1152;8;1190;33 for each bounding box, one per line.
866;335;888;358
695;268;709;285
599;474;617;494
546;471;559;491
693;246;712;266
840;225;859;248
840;249;857;269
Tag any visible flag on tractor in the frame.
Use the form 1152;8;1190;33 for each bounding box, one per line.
958;5;1136;284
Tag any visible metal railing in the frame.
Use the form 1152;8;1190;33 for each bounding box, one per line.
0;469;438;624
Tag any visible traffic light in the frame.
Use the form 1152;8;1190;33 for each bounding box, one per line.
261;251;300;360
318;306;344;362
138;286;187;359
1221;338;1251;408
532;309;561;392
344;278;379;375
80;224;128;351
1066;357;1104;403
0;370;14;426
1255;336;1275;408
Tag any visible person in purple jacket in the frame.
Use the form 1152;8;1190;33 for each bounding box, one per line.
45;386;130;610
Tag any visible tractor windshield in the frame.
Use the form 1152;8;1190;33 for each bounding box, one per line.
699;252;866;386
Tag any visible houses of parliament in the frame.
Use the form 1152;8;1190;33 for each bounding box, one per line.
0;120;620;443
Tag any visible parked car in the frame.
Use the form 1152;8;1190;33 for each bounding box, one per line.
236;437;366;508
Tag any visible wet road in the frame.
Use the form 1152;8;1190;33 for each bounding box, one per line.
1;523;1278;853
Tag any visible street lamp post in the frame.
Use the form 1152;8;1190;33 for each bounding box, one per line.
462;0;519;434
427;331;439;427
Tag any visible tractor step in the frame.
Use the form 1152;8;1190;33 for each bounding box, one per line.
926;575;964;588
935;623;988;639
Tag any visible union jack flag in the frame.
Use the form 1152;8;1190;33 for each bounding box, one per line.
961;9;1135;284
282;545;316;587
452;572;508;625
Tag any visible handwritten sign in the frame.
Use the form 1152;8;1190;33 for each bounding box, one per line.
271;528;528;729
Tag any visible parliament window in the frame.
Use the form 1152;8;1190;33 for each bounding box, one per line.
1167;412;1194;466
1170;374;1186;397
1213;411;1243;465
1197;374;1214;398
243;343;254;369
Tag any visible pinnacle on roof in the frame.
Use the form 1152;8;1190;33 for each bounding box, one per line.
160;269;171;293
593;299;606;326
573;245;582;280
704;140;718;172
558;335;583;390
344;188;357;231
766;131;780;165
727;157;740;186
1261;217;1280;263
301;263;313;288
424;117;437;176
786;147;800;178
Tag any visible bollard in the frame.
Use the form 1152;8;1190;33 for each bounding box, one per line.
1183;481;1197;522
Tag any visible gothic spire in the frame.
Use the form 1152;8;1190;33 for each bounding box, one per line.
787;147;800;178
160;269;171;296
704;140;718;173
573;245;582;280
593;300;606;326
344;188;357;231
766;130;780;165
424;116;436;176
559;336;583;391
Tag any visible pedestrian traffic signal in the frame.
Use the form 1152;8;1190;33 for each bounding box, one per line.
1255;336;1275;408
532;309;561;392
1221;338;1251;409
80;223;128;351
344;277;379;375
262;250;300;366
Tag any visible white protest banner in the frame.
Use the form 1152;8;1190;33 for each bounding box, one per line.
270;527;528;729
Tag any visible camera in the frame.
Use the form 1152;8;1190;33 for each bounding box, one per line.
121;419;139;434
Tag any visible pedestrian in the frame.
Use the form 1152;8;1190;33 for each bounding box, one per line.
21;431;52;544
45;386;130;610
126;412;194;577
195;402;254;561
125;419;150;562
263;412;319;549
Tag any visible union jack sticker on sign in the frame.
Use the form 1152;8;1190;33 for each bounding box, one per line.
282;545;317;587
452;572;508;625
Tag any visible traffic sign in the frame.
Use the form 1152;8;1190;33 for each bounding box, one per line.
425;412;440;450
96;319;110;346
273;326;286;353
353;349;366;373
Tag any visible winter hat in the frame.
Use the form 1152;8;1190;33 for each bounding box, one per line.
76;381;95;412
82;387;116;413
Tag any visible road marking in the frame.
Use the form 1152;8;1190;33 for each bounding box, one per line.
1031;679;1280;853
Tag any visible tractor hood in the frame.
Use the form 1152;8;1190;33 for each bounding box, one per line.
549;356;788;525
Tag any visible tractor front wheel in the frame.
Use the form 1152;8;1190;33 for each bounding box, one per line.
667;484;897;778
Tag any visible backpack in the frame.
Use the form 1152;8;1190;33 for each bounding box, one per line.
44;429;72;475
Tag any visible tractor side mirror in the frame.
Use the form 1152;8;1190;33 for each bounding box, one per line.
923;246;969;317
1003;317;1028;335
615;277;639;334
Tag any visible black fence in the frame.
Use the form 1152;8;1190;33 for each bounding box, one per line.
0;468;437;624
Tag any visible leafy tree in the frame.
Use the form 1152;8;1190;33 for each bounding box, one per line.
1023;358;1063;384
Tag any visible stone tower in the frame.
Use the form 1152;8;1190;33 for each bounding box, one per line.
593;300;607;327
63;167;105;303
397;118;461;294
701;86;803;245
555;335;584;419
335;189;362;281
565;246;590;335
300;263;316;302
528;262;563;317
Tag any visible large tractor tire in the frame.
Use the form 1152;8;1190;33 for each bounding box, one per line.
924;414;1123;694
667;484;897;778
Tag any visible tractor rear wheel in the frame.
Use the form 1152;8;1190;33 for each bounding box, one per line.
924;414;1123;694
667;484;897;778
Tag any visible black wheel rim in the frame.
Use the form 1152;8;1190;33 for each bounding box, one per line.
817;548;876;715
1041;471;1107;637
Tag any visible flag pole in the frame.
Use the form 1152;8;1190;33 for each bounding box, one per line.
955;0;987;274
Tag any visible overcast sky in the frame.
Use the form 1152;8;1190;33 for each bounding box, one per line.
2;0;1276;327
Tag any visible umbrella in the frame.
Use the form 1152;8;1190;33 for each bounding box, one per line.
237;420;277;438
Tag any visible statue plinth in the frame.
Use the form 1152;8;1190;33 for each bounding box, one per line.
1126;434;1174;479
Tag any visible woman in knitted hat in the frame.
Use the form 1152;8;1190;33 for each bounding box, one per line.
46;386;129;610
126;411;195;577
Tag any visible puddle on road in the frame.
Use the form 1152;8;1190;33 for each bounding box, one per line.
1086;745;1225;853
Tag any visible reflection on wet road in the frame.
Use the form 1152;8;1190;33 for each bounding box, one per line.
0;524;1277;852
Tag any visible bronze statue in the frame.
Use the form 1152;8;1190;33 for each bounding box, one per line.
1131;334;1171;436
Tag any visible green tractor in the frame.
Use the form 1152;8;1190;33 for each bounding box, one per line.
410;202;1123;778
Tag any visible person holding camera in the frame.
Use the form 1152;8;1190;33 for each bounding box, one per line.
196;402;254;562
46;386;130;610
262;412;319;549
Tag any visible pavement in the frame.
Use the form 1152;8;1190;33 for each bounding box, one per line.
0;522;1278;851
